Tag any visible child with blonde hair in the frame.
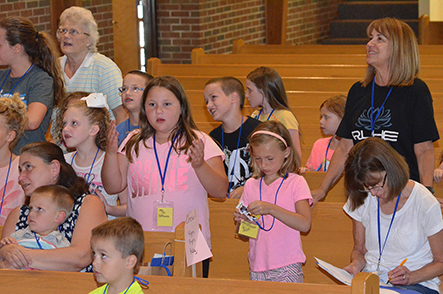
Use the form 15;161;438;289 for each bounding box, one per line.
56;92;125;219
303;95;346;172
235;121;312;283
0;94;28;225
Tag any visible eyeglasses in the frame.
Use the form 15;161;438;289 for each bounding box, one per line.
58;28;90;37
118;86;145;94
359;173;387;193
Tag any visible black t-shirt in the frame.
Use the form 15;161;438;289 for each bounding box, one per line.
210;116;261;192
336;78;439;182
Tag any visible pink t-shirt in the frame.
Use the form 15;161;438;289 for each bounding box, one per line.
119;130;224;247
240;173;312;272
306;137;334;171
0;156;25;225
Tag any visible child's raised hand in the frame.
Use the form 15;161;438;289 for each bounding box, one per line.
106;120;119;154
188;138;205;168
248;200;274;216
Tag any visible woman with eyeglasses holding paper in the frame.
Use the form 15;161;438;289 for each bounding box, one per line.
343;138;443;294
0;16;64;154
54;6;125;125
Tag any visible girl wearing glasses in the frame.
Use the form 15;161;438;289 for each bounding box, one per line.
343;137;443;294
116;71;153;146
55;6;125;125
0;16;64;155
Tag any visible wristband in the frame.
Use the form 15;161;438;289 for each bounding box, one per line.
426;186;435;195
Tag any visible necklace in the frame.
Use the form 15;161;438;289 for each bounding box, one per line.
222;117;244;198
256;173;288;231
71;147;100;185
0;64;34;97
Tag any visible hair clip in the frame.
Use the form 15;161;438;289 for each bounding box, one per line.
80;93;110;110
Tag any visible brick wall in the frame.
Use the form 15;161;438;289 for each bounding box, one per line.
286;0;345;44
83;0;114;59
156;0;266;64
0;0;51;32
156;0;343;63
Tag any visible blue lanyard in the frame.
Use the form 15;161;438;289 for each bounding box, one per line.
153;132;179;202
255;173;287;231
222;117;244;198
0;64;34;96
371;79;393;136
0;152;12;216
316;138;332;172
33;232;44;250
377;193;401;270
71;147;100;185
254;108;275;121
102;277;149;294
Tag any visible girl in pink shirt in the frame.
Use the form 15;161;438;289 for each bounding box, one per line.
235;121;312;282
102;76;228;277
303;95;346;172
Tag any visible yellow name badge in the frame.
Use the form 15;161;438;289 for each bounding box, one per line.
238;220;259;239
157;207;173;227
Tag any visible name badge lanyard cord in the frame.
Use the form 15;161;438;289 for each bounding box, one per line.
316;137;332;172
0;152;12;216
222;117;243;198
71;146;100;185
371;79;393;136
255;172;288;231
0;64;34;96
102;277;149;294
376;192;401;271
254;108;275;121
154;132;179;202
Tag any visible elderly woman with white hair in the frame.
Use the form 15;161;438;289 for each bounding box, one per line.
56;6;125;124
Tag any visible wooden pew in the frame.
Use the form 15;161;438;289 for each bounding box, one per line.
232;38;443;55
177;75;443;94
0;269;381;294
140;222;200;277
0;223;199;278
192;48;443;66
148;57;443;79
208;200;352;284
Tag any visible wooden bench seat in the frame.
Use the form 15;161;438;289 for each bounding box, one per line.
232;39;443;55
192;48;443;66
148;57;443;79
0;269;382;294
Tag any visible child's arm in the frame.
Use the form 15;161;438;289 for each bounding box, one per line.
102;121;129;194
0;236;17;248
188;138;228;199
247;199;311;233
95;189;128;217
229;186;244;199
289;129;302;161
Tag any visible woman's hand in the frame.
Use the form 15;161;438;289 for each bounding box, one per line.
343;262;360;277
0;243;32;269
188;138;205;169
434;168;443;183
388;265;411;285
